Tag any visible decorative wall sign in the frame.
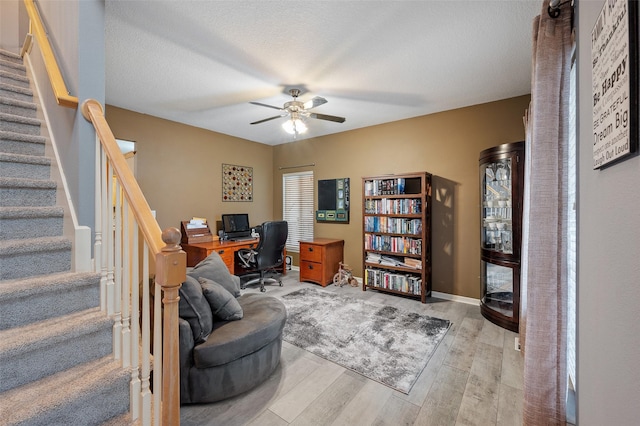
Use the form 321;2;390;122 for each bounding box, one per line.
222;164;253;201
591;0;638;169
316;177;350;222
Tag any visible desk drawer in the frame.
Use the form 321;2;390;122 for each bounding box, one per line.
300;260;324;283
300;243;323;263
215;249;235;270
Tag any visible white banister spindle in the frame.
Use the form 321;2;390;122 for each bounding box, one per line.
121;197;131;367
102;152;112;314
153;280;163;425
140;242;151;426
112;178;123;360
94;135;105;311
105;161;115;317
129;217;141;420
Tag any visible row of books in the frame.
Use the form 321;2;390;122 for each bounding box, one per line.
364;178;409;196
364;234;422;255
364;198;422;215
365;253;422;269
364;216;422;235
364;268;422;295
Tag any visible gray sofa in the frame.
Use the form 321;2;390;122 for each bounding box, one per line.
178;252;287;404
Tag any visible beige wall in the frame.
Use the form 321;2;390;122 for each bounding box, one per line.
105;106;274;233
273;95;529;299
107;95;528;299
577;2;640;422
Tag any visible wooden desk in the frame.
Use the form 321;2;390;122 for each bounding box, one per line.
182;238;286;276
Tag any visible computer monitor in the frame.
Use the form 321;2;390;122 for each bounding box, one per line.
221;213;251;240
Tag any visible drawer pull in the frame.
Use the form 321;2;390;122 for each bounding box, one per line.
218;250;224;254
308;264;314;270
307;246;314;252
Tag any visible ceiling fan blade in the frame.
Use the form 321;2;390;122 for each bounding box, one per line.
308;113;346;123
303;96;327;110
249;101;284;111
250;114;287;125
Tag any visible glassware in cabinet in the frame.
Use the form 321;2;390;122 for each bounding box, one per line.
479;141;524;332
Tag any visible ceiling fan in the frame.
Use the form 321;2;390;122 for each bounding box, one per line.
249;88;345;135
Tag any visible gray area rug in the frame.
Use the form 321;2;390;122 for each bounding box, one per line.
281;287;451;394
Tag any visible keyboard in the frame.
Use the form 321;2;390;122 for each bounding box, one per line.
230;236;255;242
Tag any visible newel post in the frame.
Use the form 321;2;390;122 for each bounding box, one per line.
155;227;186;425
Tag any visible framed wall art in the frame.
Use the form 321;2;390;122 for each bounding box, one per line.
222;164;253;202
591;0;638;169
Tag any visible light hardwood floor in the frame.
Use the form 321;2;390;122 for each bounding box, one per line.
180;271;523;426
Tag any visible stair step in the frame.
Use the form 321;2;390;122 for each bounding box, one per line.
0;152;50;179
0;236;71;280
1;355;130;426
0;130;46;156
0;112;41;136
0;57;27;76
0;82;33;103
0;49;132;425
0;69;30;89
0;95;37;118
0;177;57;207
0;271;99;329
0;206;63;240
0;307;113;393
0;50;23;64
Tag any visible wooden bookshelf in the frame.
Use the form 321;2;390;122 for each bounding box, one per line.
362;172;432;303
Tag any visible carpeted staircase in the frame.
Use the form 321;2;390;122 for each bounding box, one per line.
0;49;130;425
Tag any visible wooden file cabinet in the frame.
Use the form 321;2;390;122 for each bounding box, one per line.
299;238;344;286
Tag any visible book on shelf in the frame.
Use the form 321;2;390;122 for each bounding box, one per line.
365;253;421;269
403;257;422;269
363;198;422;215
379;256;399;266
364;234;422;255
366;253;382;263
364;267;422;295
364;216;422;234
364;177;408;196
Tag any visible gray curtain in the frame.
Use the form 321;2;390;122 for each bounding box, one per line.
520;1;572;424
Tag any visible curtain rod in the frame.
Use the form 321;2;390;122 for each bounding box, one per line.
548;0;571;18
279;163;315;170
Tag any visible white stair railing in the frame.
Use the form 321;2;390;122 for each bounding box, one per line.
84;99;184;426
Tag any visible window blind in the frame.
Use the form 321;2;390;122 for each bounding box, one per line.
282;171;314;252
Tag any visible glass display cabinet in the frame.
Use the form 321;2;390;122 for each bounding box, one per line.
479;141;524;332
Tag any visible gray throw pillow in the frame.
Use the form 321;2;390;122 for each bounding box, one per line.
188;252;241;297
178;275;213;343
199;277;243;321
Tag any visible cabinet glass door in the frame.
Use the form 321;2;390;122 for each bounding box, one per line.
481;158;513;254
481;260;515;318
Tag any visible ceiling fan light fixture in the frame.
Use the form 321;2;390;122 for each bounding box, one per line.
282;116;307;135
250;89;344;132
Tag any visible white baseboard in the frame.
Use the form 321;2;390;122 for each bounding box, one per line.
74;226;92;272
25;52;92;273
290;269;479;305
431;291;480;306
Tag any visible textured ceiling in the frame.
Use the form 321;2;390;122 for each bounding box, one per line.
105;1;542;146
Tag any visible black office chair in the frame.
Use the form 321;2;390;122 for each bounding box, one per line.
237;221;288;292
